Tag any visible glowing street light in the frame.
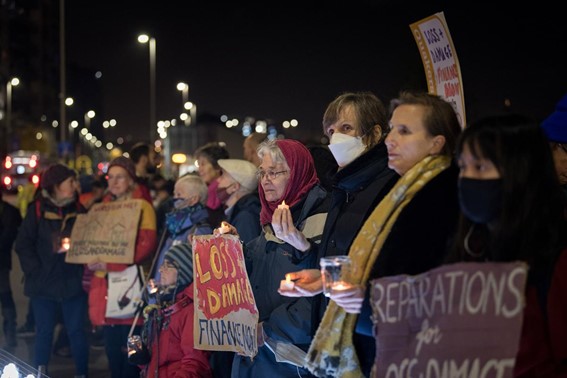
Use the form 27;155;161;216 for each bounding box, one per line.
6;77;20;149
84;110;95;129
177;82;189;105
138;34;156;141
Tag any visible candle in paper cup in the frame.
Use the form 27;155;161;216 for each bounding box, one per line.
280;274;295;291
218;221;231;234
277;200;289;210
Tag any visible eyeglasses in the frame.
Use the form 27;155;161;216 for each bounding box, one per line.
256;170;288;181
159;261;177;271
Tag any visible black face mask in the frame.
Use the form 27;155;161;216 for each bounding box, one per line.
458;178;502;224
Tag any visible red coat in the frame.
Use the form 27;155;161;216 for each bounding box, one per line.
143;284;212;378
88;184;157;326
514;248;567;377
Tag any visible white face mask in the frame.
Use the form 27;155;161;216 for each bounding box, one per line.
328;133;366;167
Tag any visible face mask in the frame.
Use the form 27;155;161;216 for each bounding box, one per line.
216;183;235;204
458;178;502;224
328;133;366;167
173;197;189;209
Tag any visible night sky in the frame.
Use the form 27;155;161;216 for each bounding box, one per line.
65;1;567;144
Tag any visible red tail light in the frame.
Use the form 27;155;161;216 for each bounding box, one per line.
3;176;11;186
31;174;40;185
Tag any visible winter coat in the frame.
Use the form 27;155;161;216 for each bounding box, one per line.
514;247;567;377
231;184;328;378
88;184;157;326
142;284;212;378
0;200;22;270
354;164;460;375
15;193;86;300
309;143;398;334
226;192;261;245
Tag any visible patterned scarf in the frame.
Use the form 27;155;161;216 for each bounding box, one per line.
165;204;204;236
305;155;451;378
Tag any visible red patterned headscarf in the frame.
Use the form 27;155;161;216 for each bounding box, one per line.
259;139;320;225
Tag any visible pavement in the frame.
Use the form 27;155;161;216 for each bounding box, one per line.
1;192;112;377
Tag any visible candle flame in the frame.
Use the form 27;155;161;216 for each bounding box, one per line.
221;221;228;227
281;200;286;207
285;274;291;282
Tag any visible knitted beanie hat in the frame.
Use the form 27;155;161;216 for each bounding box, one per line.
108;156;137;180
41;164;76;190
163;243;193;286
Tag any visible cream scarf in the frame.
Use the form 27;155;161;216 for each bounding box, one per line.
305;155;451;378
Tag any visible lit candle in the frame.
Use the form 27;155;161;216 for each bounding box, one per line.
218;221;231;234
277;200;289;210
61;237;71;252
331;281;352;291
280;274;295;291
147;279;158;294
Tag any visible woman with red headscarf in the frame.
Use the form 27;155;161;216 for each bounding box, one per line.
227;138;329;378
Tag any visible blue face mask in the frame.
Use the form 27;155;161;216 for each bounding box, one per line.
458;178;502;224
173;197;188;209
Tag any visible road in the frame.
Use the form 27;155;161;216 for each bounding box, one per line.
1;191;110;378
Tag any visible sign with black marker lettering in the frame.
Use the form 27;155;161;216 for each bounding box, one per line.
370;261;527;378
410;12;466;128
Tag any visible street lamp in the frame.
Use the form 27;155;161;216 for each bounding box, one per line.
84;110;95;129
176;82;189;106
138;34;156;141
6;77;20;150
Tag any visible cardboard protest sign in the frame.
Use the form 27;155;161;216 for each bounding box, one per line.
370;261;528;378
410;12;466;128
65;199;142;264
192;234;259;358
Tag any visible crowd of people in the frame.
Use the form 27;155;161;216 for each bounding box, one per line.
0;90;566;378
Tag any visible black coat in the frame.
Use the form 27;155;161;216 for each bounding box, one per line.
354;163;460;375
311;143;398;332
0;200;23;270
15;194;86;300
227;191;262;244
318;142;398;260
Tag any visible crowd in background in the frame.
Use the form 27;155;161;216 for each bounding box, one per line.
0;90;566;378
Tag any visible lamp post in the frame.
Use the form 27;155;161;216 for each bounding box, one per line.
84;110;95;129
138;34;156;142
176;82;189;106
6;77;20;151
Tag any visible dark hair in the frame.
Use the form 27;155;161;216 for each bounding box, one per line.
322;91;388;149
389;91;462;156
450;113;567;275
194;142;230;170
129;143;151;164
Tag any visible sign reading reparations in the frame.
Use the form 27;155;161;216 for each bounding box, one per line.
370;261;528;378
65;199;142;264
192;234;259;358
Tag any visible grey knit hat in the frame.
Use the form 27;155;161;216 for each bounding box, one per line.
163;243;193;286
